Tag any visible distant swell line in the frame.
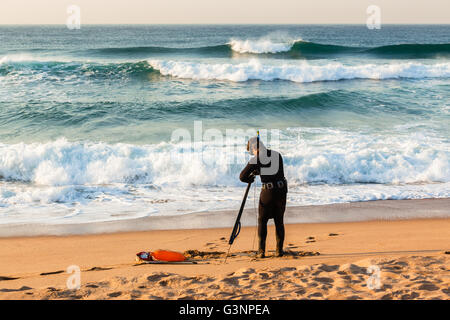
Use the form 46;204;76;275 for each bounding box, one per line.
86;44;230;56
0;90;370;124
84;41;450;58
2;42;449;69
365;43;450;57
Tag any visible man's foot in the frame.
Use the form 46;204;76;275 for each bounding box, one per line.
275;250;284;257
255;251;265;259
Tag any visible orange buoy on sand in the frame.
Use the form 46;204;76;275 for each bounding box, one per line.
136;250;186;262
152;250;187;262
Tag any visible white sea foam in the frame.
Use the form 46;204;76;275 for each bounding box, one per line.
0;54;76;65
228;38;301;54
148;59;450;83
0;54;36;65
0;127;449;226
1;129;448;187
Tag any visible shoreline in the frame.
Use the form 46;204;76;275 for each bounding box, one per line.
0;198;449;238
0;216;448;299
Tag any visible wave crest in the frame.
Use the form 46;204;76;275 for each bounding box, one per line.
1;130;448;223
3;55;450;84
228;38;302;54
0;57;159;83
148;59;450;83
0;128;448;187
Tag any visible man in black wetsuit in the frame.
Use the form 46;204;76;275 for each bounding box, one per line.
239;136;287;258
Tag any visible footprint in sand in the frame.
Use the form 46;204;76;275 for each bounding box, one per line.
417;283;439;291
306;236;316;243
234;267;256;276
147;273;171;282
130;290;142;299
0;286;32;292
219;276;240;286
318;264;339;272
283;250;320;258
0;276;19;281
401;292;420;299
341;264;366;274
107;291;122;298
158;280;169;287
87;267;113;272
258;272;270;280
184;250;226;260
308;292;323;298
295;288;306;295
208;284;220;289
40;270;64;276
313;277;334;284
345;295;362;300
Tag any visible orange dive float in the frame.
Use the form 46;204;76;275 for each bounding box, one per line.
136;250;186;262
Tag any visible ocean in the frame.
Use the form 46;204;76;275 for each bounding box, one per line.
0;25;449;227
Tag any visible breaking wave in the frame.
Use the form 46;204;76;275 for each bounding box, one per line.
148;59;450;83
0;56;159;83
0;129;448;224
228;38;301;54
4;56;449;84
0;128;448;187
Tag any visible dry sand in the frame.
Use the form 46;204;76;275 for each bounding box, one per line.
0;199;449;300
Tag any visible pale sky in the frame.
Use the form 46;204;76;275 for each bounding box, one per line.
0;0;449;24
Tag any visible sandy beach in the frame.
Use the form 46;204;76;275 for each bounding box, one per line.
0;198;449;300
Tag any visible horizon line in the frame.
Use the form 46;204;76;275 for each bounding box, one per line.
1;22;449;26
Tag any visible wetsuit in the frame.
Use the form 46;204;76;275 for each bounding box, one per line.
239;149;287;256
